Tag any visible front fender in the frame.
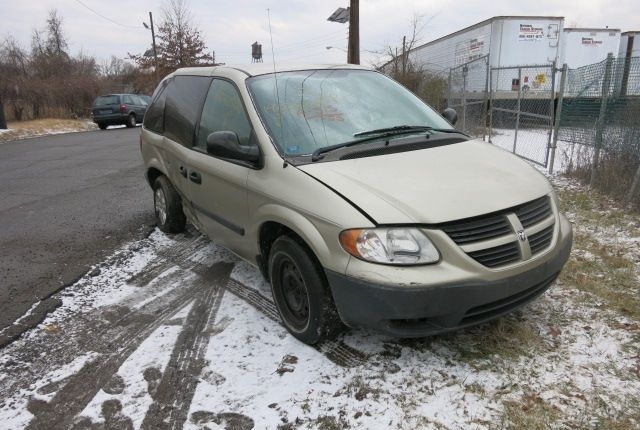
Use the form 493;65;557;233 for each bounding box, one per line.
250;203;346;273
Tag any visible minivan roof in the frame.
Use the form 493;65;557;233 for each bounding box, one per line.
172;63;371;78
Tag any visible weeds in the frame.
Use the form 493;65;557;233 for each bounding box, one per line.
0;119;97;142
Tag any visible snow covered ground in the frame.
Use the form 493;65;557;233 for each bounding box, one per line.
0;180;638;429
488;128;591;174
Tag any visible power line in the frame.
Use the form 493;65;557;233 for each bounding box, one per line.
73;0;141;29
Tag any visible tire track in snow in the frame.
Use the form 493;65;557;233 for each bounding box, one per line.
225;278;368;368
128;233;207;287
140;263;232;430
25;262;233;430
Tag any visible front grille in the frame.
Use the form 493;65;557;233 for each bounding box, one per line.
441;214;512;245
515;196;552;228
440;195;555;269
529;225;554;255
468;242;520;268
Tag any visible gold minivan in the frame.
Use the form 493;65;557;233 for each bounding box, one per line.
140;64;572;345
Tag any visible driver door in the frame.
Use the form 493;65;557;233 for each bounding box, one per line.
187;79;256;256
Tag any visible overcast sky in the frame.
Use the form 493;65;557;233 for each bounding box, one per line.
1;0;638;67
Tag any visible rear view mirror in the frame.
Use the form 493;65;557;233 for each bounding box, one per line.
206;131;260;164
441;108;458;125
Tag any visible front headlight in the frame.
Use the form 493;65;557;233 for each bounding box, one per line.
339;228;440;265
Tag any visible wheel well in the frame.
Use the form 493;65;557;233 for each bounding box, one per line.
146;167;163;188
259;221;326;281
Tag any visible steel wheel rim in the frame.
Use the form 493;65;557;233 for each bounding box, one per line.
280;260;310;328
154;188;167;225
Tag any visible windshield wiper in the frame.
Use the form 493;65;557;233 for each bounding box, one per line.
353;125;466;138
311;139;373;162
311;125;468;162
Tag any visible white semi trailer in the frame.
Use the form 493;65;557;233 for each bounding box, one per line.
560;28;621;69
406;16;564;93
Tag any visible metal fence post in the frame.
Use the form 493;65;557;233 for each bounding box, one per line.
549;63;567;174
488;66;494;143
447;69;452;109
545;61;557;169
461;65;467;132
482;57;489;141
590;53;614;187
513;67;522;153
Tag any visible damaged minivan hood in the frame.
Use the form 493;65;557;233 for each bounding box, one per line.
298;140;552;225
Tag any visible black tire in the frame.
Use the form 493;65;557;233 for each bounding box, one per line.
97;122;107;130
152;176;186;233
125;113;136;128
269;235;343;344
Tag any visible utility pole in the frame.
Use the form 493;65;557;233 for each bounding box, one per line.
347;0;359;64
401;35;406;74
149;12;158;69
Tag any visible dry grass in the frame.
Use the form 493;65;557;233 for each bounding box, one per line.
554;183;640;321
502;391;561;430
0;119;97;142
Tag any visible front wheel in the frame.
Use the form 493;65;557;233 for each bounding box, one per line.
269;236;343;344
152;176;186;233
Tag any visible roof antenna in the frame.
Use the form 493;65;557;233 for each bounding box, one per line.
267;8;284;164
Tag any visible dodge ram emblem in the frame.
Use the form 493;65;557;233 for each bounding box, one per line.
517;230;527;242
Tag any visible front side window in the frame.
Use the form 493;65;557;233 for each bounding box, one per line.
195;79;253;152
247;69;453;156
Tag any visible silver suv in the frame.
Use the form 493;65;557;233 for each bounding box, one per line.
140;64;572;345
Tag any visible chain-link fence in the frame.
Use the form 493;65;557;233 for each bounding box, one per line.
555;54;640;207
447;56;489;138
487;64;556;167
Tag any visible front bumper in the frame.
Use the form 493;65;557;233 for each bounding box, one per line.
326;216;573;337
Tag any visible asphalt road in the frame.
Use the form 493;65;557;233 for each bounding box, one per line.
0;127;155;345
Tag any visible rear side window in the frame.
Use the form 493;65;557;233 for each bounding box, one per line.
94;95;119;106
144;86;168;133
164;76;212;146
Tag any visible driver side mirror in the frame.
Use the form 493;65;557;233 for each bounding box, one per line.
206;131;260;164
441;108;458;125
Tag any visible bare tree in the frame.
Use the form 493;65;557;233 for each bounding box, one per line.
376;13;433;75
45;9;68;56
374;13;448;109
0;36;30;122
129;0;211;78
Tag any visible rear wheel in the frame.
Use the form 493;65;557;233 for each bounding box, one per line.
152;176;186;233
97;122;107;130
269;235;343;344
125;113;136;128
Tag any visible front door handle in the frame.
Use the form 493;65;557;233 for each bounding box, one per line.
189;171;202;184
179;165;187;178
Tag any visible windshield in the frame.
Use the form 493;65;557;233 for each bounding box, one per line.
246;69;453;156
